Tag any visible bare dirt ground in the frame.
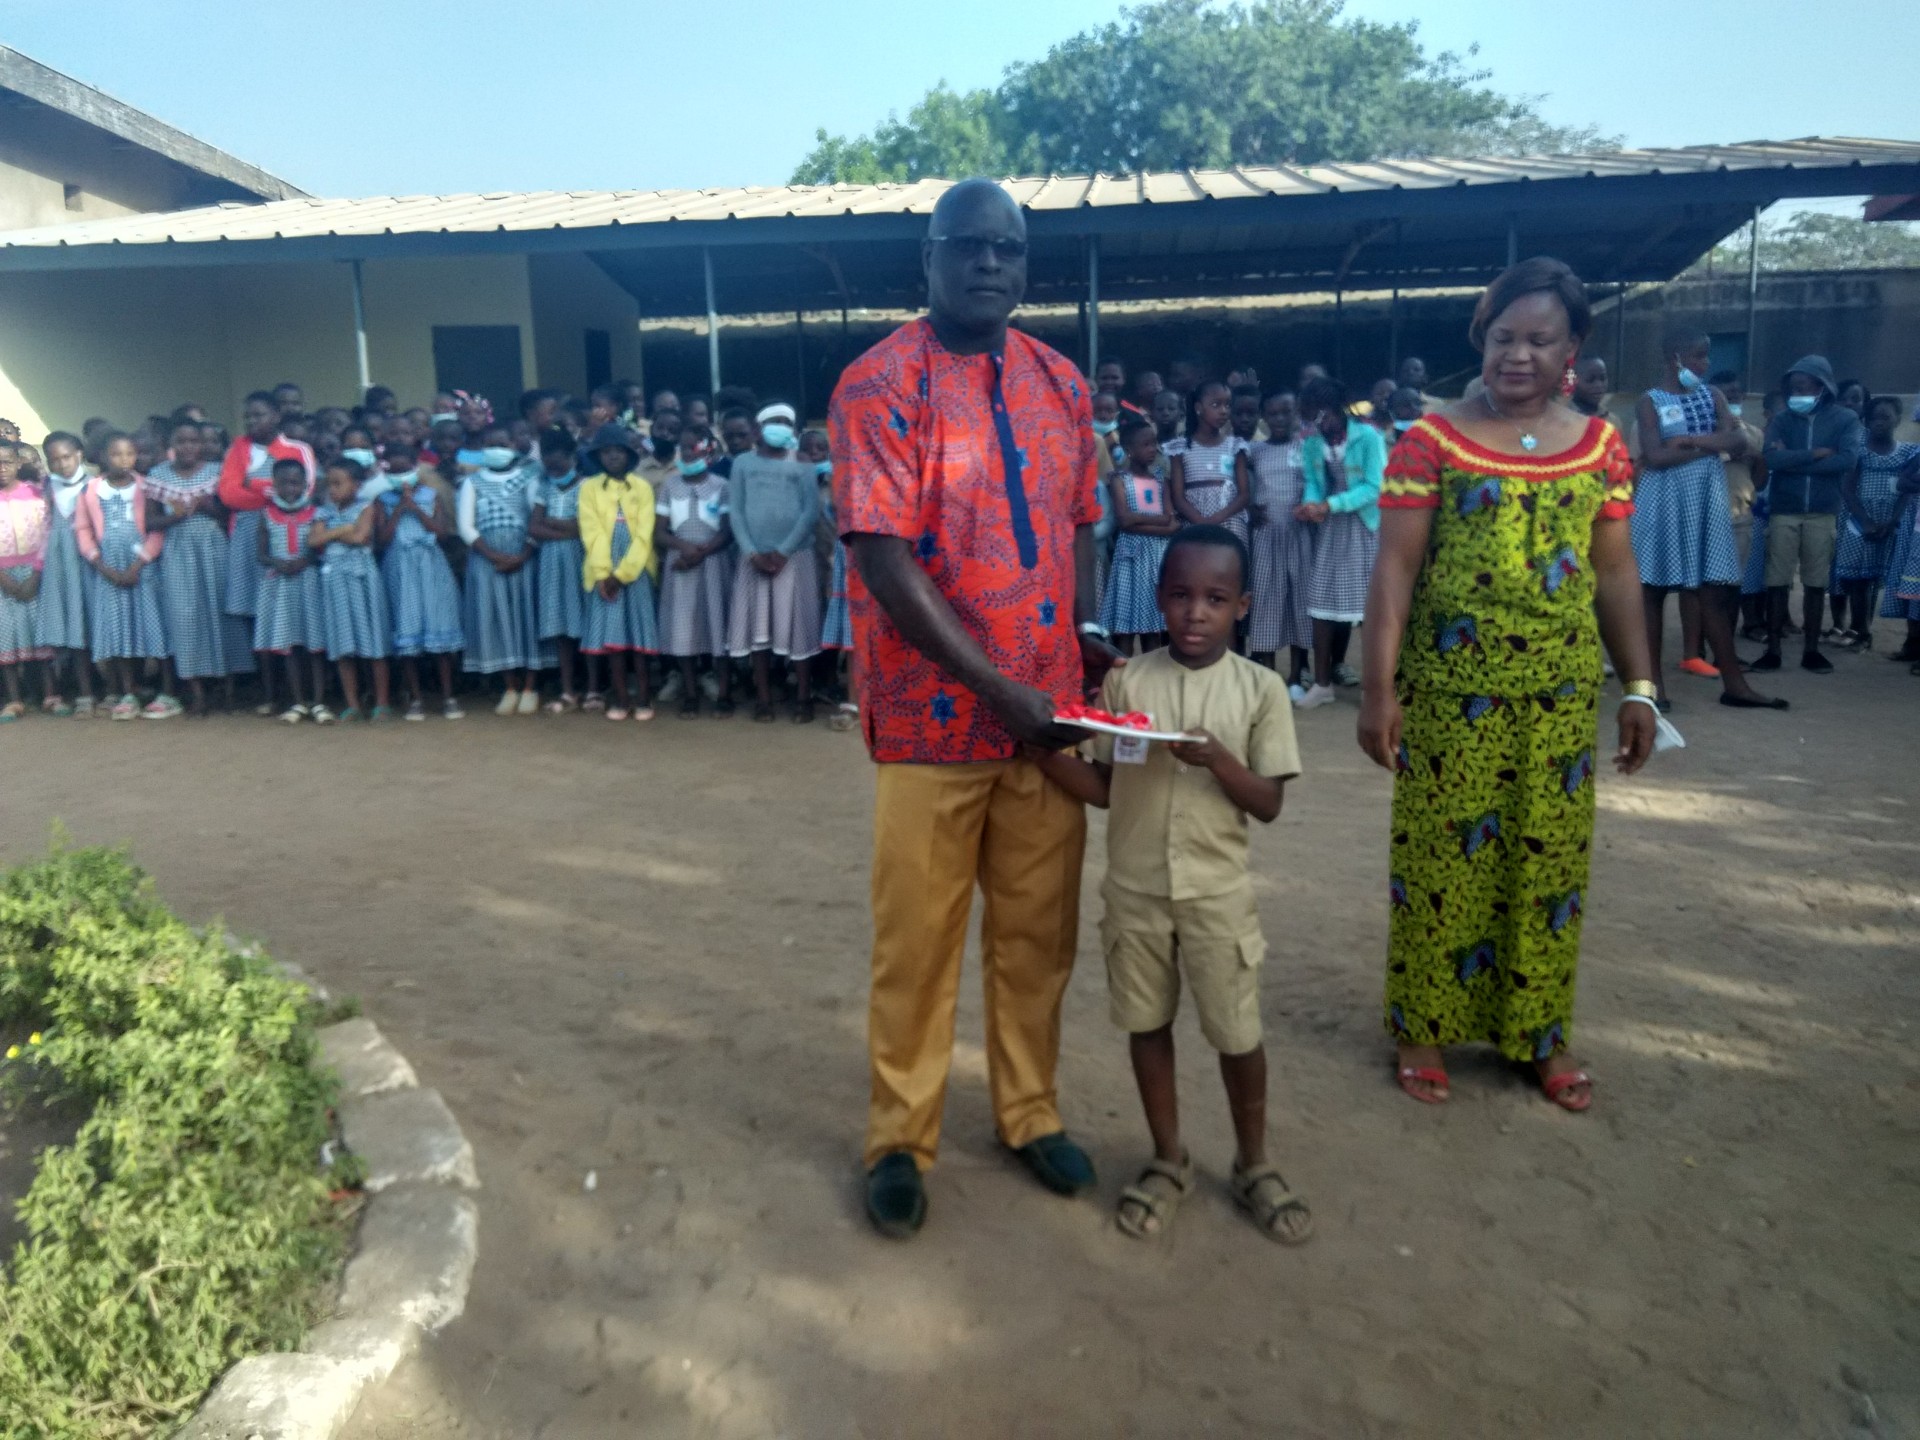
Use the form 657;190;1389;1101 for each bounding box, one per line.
5;620;1917;1440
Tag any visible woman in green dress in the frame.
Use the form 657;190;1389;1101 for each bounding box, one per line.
1357;258;1658;1113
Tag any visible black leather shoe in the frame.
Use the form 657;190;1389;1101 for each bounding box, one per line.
1749;650;1782;672
1013;1131;1097;1196
865;1152;926;1238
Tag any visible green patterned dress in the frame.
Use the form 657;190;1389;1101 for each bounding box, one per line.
1379;415;1635;1061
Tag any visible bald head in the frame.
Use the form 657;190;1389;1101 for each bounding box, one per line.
923;178;1027;352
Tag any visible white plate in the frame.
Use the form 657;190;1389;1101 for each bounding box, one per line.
1055;714;1197;743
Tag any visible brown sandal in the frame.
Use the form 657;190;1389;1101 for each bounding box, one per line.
1231;1162;1314;1245
1115;1154;1192;1240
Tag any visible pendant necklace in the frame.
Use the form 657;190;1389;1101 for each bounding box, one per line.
1482;391;1541;452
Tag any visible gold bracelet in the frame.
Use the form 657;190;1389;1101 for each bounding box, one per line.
1622;679;1658;699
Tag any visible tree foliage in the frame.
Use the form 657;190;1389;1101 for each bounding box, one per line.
792;0;1616;184
1697;211;1920;273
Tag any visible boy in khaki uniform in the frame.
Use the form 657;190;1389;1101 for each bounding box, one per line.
1035;523;1311;1246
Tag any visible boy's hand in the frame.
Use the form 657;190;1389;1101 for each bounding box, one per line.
1167;728;1224;770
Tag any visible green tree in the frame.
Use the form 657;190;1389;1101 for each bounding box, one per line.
1697;211;1920;273
791;0;1615;184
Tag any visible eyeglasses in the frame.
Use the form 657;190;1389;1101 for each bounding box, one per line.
929;234;1029;262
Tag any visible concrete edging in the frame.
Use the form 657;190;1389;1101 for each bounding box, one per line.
177;952;479;1440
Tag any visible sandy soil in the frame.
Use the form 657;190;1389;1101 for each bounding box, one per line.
4;622;1916;1440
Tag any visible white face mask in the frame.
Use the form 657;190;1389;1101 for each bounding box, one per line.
480;446;518;471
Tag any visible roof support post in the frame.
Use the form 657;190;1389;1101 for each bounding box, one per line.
1506;217;1518;269
1086;235;1101;377
1744;203;1761;392
1614;282;1627;387
1334;286;1344;377
349;259;370;393
703;247;721;395
1388;220;1403;375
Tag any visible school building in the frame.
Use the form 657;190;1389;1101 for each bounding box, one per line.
0;42;1917;432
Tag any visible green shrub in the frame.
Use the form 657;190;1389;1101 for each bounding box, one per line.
0;842;353;1438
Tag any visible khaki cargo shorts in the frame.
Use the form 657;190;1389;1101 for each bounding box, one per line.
1764;512;1836;590
1100;878;1266;1055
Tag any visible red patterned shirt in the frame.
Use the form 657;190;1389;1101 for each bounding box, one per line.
830;318;1101;764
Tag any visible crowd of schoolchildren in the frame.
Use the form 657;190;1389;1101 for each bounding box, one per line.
0;380;851;725
0;346;1913;729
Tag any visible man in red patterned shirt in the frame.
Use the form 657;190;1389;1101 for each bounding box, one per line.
831;179;1124;1238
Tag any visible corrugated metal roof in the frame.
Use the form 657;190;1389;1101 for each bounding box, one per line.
0;138;1912;250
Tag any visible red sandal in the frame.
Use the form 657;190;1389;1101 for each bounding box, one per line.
1396;1065;1450;1104
1541;1069;1593;1112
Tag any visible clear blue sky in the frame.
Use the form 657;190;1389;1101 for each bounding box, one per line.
6;0;1914;198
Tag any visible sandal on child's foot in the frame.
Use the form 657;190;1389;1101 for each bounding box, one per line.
631;706;655;722
516;688;540;715
442;699;466;720
0;701;23;723
1115;1154;1192;1241
494;689;520;716
604;706;630;722
753;702;776;723
581;691;606;712
679;694;701;718
311;704;336;725
72;696;96;719
279;705;309;725
792;699;816;724
404;700;426;723
713;698;735;719
1230;1162;1314;1245
254;700;279;716
545;693;578;715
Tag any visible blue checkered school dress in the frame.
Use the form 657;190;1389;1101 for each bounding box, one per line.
1173;434;1251;543
316;499;390;660
1879;492;1920;620
380;484;463;656
1741;492;1770;597
460;470;540;674
146;461;233;680
0;483;49;665
0;565;43;664
34;478;89;652
1631;386;1741;588
1835;443;1920;583
1099;470;1171;636
87;484;169;663
224;444;281;620
822;539;852;650
253;504;326;654
654;471;733;657
1245;438;1315;653
580;512;659;654
534;472;586;642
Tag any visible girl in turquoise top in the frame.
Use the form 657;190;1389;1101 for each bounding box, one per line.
1294;376;1385;709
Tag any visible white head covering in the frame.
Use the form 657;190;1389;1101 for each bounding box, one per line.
755;402;797;426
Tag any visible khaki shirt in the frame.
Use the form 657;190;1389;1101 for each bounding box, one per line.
1092;648;1300;900
1723;419;1763;518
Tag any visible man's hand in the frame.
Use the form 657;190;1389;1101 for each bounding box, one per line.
990;680;1087;750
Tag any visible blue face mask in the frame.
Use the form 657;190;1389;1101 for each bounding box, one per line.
759;422;795;451
480;446;518;470
676;457;708;477
341;447;377;469
1091;418;1118;436
1787;394;1818;415
1676;366;1702;391
1393;418;1416;432
814;460;833;478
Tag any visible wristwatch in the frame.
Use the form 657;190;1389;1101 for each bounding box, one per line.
1077;622;1112;642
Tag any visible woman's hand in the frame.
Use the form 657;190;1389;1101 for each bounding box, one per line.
1357;687;1403;770
1614;700;1656;775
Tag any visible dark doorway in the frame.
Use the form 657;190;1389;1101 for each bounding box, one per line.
584;329;612;392
432;325;524;406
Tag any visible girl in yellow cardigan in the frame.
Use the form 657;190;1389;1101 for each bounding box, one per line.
578;425;658;721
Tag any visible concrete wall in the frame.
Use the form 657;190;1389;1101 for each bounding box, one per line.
0;101;221;231
0;267;230;438
360;254;537;411
528;253;642;399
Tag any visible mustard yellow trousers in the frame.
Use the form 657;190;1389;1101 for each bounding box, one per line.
865;758;1086;1170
